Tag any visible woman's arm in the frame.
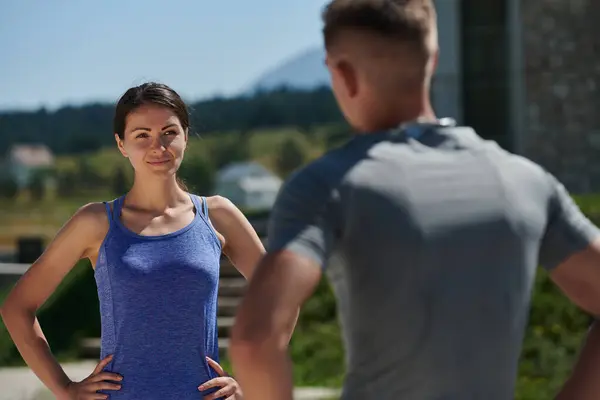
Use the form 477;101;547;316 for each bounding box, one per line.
0;203;109;399
207;196;299;345
207;196;266;280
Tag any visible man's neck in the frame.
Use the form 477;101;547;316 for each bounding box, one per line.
357;101;438;134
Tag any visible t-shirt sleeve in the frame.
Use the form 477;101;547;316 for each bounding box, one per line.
539;173;600;270
266;166;338;269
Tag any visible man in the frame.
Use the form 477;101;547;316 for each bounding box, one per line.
230;0;600;399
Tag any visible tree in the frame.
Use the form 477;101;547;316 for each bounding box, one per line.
211;134;251;169
112;165;130;196
0;177;19;199
29;171;46;201
275;137;308;178
57;170;77;197
178;155;216;195
77;158;104;190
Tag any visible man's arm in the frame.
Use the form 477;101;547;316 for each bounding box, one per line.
537;174;600;399
230;251;322;400
551;238;600;400
229;167;337;400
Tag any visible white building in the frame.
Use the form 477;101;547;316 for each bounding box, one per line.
6;144;55;188
215;162;282;211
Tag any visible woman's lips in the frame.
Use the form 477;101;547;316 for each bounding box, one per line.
147;159;170;166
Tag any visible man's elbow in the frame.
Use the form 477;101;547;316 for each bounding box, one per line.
230;313;288;364
230;318;268;354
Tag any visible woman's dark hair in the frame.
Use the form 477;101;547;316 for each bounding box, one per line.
114;82;189;190
114;82;190;139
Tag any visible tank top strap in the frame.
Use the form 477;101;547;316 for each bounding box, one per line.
189;194;203;216
111;195;125;221
191;195;221;249
201;196;209;216
102;201;113;227
102;196;124;227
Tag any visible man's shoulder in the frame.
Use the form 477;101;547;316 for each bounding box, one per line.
285;144;355;191
478;141;561;203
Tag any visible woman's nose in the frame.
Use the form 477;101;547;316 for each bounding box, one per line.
150;136;167;150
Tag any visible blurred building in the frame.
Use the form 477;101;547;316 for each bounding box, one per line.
215;161;282;211
432;0;600;192
5;144;55;188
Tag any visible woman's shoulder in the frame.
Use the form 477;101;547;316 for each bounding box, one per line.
187;193;235;212
69;201;111;233
204;195;235;211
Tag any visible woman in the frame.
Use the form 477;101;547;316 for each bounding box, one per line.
0;82;265;399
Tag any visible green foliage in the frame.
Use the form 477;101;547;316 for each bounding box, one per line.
289;278;345;387
0;176;19;199
178;155;216;194
56;170;78;198
77;158;106;191
28;171;47;201
210;133;251;170
0;260;98;366
36;261;101;358
0;88;344;156
275;136;310;178
514;270;590;399
112;165;131;196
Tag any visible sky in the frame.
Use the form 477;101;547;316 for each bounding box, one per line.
0;0;329;111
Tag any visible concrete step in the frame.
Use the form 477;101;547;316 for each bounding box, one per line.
220;258;243;278
218;236;266;279
217;316;235;337
219;277;247;297
218;296;242;317
78;338;101;359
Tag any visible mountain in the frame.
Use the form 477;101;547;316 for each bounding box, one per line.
247;47;330;93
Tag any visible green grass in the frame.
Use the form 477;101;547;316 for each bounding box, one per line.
0;194;112;249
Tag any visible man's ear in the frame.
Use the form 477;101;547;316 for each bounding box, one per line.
335;59;359;98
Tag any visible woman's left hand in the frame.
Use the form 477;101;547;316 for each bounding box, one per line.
198;357;243;400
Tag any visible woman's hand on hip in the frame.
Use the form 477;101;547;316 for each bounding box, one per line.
198;357;243;400
64;354;122;399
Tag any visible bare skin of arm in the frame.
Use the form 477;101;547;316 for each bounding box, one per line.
207;195;266;280
0;203;112;399
193;196;267;399
551;239;600;400
208;195;302;344
230;251;321;400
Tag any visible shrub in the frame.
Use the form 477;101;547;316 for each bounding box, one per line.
0;260;99;366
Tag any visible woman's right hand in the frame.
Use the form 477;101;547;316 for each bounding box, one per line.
64;354;122;399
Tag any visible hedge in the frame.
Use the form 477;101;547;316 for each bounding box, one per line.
0;260;99;366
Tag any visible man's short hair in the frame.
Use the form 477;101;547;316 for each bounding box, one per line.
322;0;437;56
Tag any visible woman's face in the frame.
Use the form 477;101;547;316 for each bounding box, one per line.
116;104;188;179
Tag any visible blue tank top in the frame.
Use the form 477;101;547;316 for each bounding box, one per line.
94;194;223;399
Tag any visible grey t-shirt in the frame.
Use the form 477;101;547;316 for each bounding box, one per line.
267;125;600;399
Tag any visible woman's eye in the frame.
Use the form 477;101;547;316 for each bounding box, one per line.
136;132;149;139
164;130;177;136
